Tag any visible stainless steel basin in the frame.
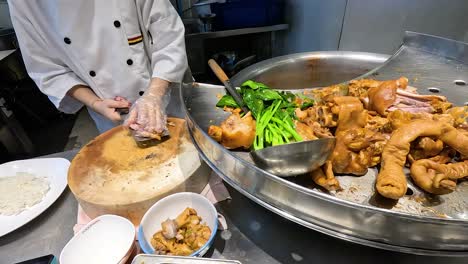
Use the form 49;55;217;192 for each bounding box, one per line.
230;51;387;89
181;33;468;256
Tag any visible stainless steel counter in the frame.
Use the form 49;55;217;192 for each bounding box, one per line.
0;150;467;264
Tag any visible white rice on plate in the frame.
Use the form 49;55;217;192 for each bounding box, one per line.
0;172;50;216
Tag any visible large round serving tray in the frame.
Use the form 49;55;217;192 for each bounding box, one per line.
181;32;468;256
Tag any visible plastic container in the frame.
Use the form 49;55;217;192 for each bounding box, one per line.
138;192;218;257
211;0;285;30
60;215;136;264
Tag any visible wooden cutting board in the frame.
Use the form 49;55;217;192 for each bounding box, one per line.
68;117;210;225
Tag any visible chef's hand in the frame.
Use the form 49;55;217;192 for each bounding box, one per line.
91;96;131;123
67;85;131;123
124;78;170;136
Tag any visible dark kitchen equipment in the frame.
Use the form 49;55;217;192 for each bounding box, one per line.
199;13;216;32
0;27;17;51
212;52;256;76
212;0;285;30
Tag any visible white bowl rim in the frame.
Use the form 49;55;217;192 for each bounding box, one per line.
138;192;218;256
60;214;135;263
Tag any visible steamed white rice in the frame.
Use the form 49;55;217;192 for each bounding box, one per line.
0;172;50;216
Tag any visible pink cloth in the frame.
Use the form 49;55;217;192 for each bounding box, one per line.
73;205;93;234
73;172;231;234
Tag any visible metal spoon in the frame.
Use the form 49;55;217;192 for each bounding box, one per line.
250;138;335;177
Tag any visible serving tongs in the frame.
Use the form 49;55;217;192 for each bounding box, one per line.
207;59;336;177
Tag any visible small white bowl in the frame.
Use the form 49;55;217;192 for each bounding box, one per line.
138;192;218;257
60;215;136;264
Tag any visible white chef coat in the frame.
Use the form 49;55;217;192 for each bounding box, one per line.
8;0;188;120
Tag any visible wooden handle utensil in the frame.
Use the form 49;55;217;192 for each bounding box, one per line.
208;59;249;113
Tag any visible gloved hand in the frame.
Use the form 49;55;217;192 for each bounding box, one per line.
91;96;131;123
124;90;170;138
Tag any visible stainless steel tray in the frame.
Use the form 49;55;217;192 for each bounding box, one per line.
181;32;468;256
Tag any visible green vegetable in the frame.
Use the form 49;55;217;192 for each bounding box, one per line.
242;89;264;118
254;100;282;150
265;129;271;144
241;80;269;90
216;95;239;108
280;91;296;103
300;101;315;109
255;88;283;101
214;79;315;151
271;117;302;142
296;93;315;110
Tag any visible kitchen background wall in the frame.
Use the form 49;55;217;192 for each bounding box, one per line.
338;0;468;54
278;0;468;55
277;0;347;54
2;0;468;55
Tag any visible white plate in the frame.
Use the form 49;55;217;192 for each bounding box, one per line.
0;158;70;237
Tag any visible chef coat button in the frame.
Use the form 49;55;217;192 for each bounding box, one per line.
139;91;144;96
114;20;121;28
127;59;133;65
64;37;71;44
89;71;96;77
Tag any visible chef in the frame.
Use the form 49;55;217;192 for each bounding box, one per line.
8;0;188;135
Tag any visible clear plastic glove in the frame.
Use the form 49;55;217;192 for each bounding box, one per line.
124;91;170;138
91;96;131;123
